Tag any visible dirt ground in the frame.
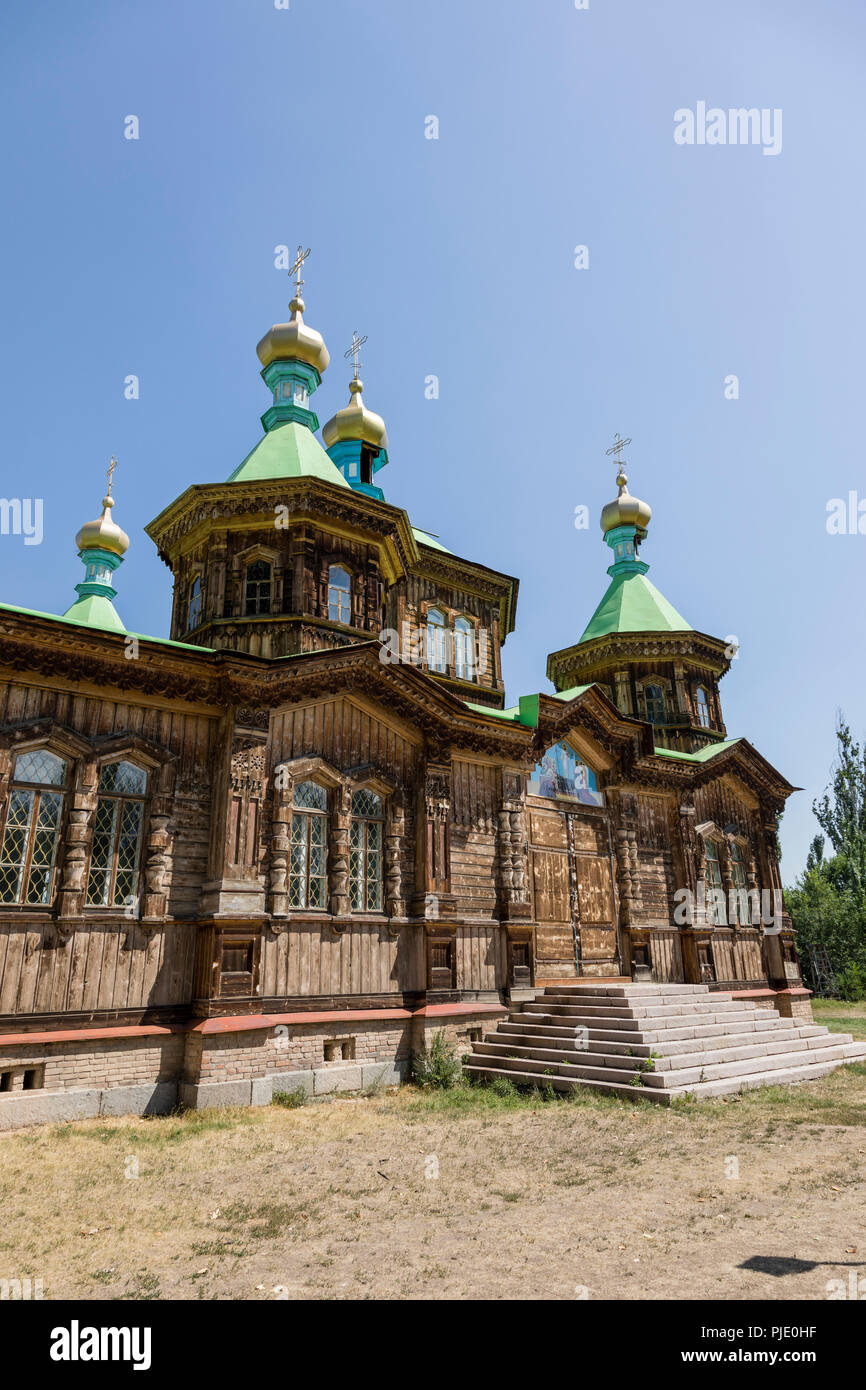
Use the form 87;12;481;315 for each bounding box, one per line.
1;1001;865;1302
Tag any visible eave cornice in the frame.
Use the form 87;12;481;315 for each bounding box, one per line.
547;628;733;686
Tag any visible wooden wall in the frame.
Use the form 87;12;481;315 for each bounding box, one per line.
0;920;196;1017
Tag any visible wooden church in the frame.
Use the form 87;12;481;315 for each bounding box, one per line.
0;255;815;1123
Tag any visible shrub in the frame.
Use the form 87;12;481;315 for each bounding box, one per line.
835;962;866;1001
412;1031;462;1089
271;1085;308;1109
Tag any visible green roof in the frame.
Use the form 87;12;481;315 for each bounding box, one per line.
412;526;452;554
61;594;126;634
464;701;521;721
227;421;350;487
0;601;211;652
579;571;691;644
653;739;740;764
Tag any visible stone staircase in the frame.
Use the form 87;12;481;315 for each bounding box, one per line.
463;983;866;1104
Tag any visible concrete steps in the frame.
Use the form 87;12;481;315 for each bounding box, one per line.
463;983;866;1103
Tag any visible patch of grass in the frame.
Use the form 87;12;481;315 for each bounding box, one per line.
271;1087;308;1109
121;1269;161;1301
812;998;866;1041
217;1198;317;1240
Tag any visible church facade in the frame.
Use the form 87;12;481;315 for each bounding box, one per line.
0;266;807;1125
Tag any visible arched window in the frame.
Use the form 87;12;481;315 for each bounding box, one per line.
427;608;447;673
245;560;272;616
454;616;474;681
86;761;148;908
695;686;711;729
0;750;68;905
528;741;603;807
328;566;351;625
188;575;203;630
350;790;384;911
289;780;328;909
703;838;725;926
643;683;666;725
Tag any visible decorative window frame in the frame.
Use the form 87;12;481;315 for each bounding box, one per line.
325;561;354;627
0;722;176;938
635;675;672;727
232;542;282;618
270;757;405;930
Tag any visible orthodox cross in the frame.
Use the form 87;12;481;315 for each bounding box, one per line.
605;433;631;468
106;456;118;497
289;244;311;298
344;330;368;379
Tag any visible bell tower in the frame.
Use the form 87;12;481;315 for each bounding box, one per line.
547;437;732;753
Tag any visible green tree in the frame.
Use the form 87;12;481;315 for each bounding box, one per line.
786;718;866;998
812;719;866;902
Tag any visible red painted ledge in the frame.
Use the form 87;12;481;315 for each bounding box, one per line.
0;1001;508;1047
0;1022;183;1049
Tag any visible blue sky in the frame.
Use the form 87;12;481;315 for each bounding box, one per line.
0;0;863;879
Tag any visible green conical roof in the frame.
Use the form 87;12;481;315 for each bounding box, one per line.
578;570;691;644
227;420;350;487
61;593;126;633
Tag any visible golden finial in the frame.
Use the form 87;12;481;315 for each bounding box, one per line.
344;331;368;384
106;455;118;498
289;244;311;302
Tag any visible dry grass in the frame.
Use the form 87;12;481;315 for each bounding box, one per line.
1;1005;865;1302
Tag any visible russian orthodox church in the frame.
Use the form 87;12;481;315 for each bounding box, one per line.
0;256;818;1122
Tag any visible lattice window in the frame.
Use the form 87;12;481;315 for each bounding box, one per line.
427;608;446;673
86;761;147;908
328;565;351;625
0;750;68;905
245;559;272;616
289;781;328;909
454;616;474;681
349;790;383;911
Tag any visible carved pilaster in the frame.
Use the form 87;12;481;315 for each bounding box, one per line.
329;784;351;920
57;757;99;922
141;763;176;922
498;769;530;920
385;796;406;922
269;770;292;920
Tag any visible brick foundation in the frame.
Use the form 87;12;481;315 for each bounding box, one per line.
0;1004;506;1129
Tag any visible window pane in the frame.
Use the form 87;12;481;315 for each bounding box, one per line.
100;761;147;796
25;792;64;905
0;789;34;902
293;780;328;811
351;789;382;819
427;610;446;673
15;750;67;787
86;799;118;906
328;566;351;624
454;617;473;680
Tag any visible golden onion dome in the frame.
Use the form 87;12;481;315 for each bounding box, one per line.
600;468;652;536
256;295;330;374
321;377;388;450
76;493;130;558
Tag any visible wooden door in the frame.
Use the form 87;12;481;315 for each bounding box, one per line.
570;814;618;974
529;805;619;978
529;808;579;977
